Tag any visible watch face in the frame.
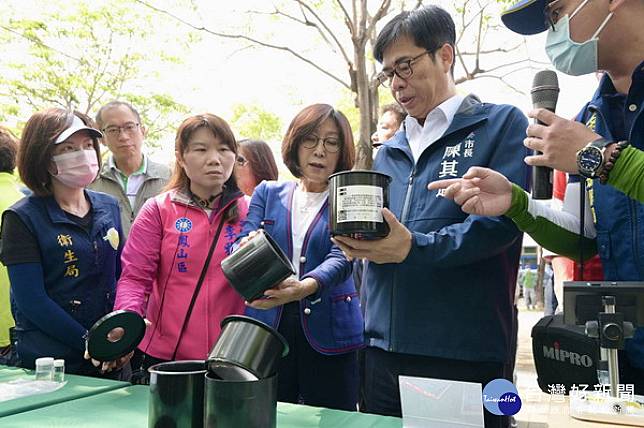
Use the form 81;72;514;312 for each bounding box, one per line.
578;147;603;177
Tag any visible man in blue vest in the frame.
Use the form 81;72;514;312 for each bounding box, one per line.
430;0;644;393
333;6;529;427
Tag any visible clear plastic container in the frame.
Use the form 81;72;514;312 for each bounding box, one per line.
53;359;65;382
35;357;54;381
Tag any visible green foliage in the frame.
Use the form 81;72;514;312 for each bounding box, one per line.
230;103;283;142
0;0;190;145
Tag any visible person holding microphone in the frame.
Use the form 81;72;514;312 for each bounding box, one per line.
429;0;644;392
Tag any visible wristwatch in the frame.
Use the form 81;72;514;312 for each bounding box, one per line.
576;137;613;178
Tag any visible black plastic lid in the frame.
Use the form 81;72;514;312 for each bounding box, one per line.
87;310;146;361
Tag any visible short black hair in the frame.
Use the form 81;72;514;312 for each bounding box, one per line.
373;5;456;74
0;127;18;174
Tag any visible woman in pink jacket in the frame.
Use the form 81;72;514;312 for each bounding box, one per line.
114;114;248;380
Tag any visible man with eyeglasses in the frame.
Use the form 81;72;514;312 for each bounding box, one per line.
430;0;644;395
90;101;171;237
332;6;529;426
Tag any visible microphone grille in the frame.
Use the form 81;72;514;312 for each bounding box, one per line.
531;70;559;110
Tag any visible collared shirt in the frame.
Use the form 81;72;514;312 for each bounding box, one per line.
605;92;627;141
404;94;464;163
108;155;148;208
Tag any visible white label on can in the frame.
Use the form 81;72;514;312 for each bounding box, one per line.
336;185;384;223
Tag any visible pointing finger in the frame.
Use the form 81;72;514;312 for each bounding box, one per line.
428;178;461;190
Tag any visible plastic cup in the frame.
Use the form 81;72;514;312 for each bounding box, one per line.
35;357;54;381
53;359;65;382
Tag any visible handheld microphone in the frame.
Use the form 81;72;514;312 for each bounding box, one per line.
530;70;560;200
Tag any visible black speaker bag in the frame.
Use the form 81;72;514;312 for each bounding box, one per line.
531;313;599;394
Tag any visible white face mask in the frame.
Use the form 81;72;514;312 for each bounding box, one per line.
52;149;99;188
545;0;613;76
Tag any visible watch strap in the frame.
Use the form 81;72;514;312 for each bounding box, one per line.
588;137;612;150
576;137;613;178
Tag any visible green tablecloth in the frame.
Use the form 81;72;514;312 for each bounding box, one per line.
279;402;402;428
1;385;402;427
0;365;129;417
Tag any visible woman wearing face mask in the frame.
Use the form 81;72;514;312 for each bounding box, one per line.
0;109;124;377
113;114;248;380
237;104;364;411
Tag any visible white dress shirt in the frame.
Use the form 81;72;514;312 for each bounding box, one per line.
404;94;464;163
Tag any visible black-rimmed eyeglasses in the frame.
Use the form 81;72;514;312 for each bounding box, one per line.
301;135;341;153
102;123;140;137
375;51;432;88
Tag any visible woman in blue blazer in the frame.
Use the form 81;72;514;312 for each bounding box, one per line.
238;104;364;411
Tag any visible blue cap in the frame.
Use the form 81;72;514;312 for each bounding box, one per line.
501;0;549;35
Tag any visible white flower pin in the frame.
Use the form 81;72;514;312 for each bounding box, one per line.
103;227;120;250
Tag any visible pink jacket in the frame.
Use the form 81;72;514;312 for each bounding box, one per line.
114;189;248;360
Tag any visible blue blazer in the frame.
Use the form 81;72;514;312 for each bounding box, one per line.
240;181;364;354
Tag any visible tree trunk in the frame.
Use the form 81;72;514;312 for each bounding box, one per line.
354;41;375;170
366;83;379;169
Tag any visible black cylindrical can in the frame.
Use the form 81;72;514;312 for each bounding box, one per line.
207;315;288;381
328;170;392;239
148;360;207;428
204;372;277;428
220;230;295;302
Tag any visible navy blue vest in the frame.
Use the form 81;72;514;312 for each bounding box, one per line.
576;63;644;368
9;190;122;369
